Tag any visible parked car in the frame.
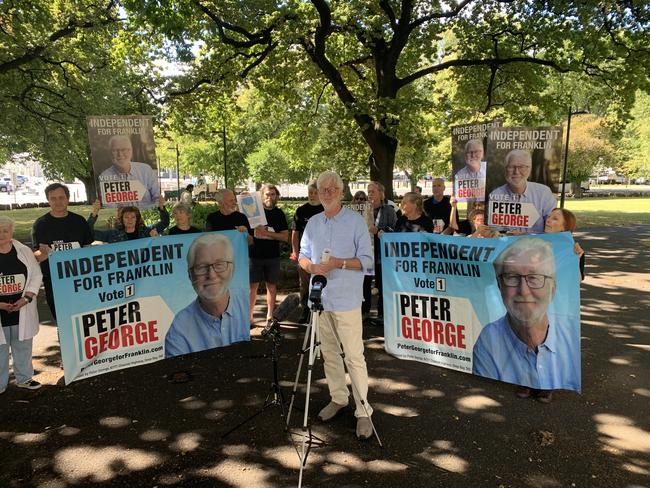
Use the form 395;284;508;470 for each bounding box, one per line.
0;178;13;192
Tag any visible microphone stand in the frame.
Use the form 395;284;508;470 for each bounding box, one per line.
221;321;286;438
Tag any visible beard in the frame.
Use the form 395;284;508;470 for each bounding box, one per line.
506;297;548;327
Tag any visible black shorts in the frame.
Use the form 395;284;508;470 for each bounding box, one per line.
250;258;281;284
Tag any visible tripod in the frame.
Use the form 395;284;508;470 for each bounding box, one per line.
221;326;286;438
286;299;382;487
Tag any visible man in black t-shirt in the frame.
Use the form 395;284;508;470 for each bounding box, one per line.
32;183;93;320
205;189;253;244
423;178;456;232
249;184;288;326
291;181;323;323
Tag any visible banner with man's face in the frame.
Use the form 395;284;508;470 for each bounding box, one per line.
381;232;581;392
450;120;501;203
485;126;563;233
87;115;160;209
49;231;250;384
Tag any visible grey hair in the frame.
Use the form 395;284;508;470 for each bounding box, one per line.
0;216;15;231
108;134;132;149
368;181;385;198
215;188;234;203
172;203;192;216
401;192;423;213
464;139;484;153
504;149;532;167
317;171;343;191
187;233;234;269
307;180;318;192
493;237;556;278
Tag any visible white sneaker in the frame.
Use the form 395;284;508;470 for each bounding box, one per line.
16;380;41;390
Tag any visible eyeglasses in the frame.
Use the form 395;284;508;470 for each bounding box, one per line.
506;164;531;173
192;261;232;275
354;197;367;201
500;273;553;289
111;148;131;155
318;187;339;195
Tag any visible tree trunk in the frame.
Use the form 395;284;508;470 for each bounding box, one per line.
342;179;353;201
80;175;97;204
367;133;398;200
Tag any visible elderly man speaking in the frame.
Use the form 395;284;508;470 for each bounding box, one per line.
472;237;580;396
299;171;375;440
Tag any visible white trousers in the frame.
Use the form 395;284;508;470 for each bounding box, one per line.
319;308;373;418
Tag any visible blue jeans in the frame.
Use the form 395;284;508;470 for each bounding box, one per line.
0;325;34;389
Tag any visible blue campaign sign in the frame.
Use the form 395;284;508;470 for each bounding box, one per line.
49;230;250;384
381;232;581;392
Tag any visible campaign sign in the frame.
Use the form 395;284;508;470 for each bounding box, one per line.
49;231;250;384
87;115;160;209
344;201;374;274
237;193;267;228
381;232;581;392
451;120;501;203
485;126;563;233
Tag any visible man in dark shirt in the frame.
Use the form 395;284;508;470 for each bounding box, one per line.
205;189;253;244
290;181;323;323
249;184;288;326
423;178;456;232
32;183;93;320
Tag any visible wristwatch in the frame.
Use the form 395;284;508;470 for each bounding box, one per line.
342;260;347;270
24;295;32;303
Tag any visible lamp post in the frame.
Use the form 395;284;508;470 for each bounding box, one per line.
222;125;228;190
167;143;181;199
561;106;588;208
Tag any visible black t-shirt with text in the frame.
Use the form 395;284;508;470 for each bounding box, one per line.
32;211;93;277
250;206;288;259
292;202;324;234
423;195;454;227
395;214;434;233
0;246;27;327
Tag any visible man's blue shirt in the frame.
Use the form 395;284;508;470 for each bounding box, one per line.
99;161;160;208
299;207;373;312
488;181;556;233
164;290;250;358
472;313;581;391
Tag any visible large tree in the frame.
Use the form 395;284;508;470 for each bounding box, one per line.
0;1;160;199
131;0;649;197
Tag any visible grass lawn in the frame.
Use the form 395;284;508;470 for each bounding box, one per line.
1;197;649;243
563;197;650;228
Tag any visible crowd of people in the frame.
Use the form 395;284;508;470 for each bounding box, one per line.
1;173;585;433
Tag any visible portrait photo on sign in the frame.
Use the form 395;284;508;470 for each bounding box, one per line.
87;115;160;209
450;120;501;203
485;126;563;234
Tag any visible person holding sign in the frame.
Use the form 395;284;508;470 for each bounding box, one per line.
165;233;249;358
32;183;94;320
299;171;374;440
98;135;160;208
423;178;455;232
0;217;43;392
472;238;580;397
488;150;556;233
89;196;169;242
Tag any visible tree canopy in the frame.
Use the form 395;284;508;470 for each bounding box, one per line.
129;0;650;196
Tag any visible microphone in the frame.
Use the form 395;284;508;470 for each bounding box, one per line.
262;293;301;338
272;293;301;323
